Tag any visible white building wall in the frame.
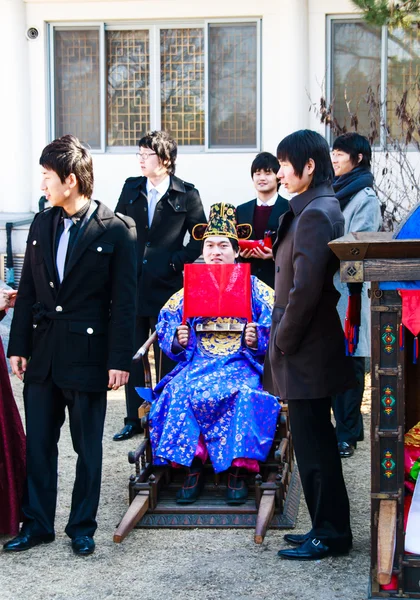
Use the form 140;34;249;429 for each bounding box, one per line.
2;0;360;254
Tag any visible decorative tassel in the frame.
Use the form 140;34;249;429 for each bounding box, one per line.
414;336;418;365
400;322;405;351
345;337;350;357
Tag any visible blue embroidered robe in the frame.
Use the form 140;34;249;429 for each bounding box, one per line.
148;276;281;473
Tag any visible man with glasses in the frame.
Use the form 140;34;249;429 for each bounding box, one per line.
113;130;207;441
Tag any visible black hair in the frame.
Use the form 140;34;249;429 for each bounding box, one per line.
277;129;334;188
201;237;239;254
138;130;177;175
251;152;280;177
39;134;93;197
332;132;372;168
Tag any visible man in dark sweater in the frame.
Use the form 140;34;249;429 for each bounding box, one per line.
236;152;288;288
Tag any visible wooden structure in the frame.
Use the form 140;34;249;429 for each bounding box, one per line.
330;232;420;599
114;331;300;545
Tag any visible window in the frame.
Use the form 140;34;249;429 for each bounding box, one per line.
49;20;260;152
329;18;420;145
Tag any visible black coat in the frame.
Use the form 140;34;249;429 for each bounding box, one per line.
264;184;356;400
8;202;137;393
115;174;207;316
236;195;289;288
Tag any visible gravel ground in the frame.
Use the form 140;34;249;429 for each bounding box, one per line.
0;376;372;600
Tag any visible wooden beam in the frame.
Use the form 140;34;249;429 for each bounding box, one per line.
113;492;150;543
254;491;276;544
377;499;397;585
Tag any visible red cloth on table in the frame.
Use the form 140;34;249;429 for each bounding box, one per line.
400;290;420;336
183;263;252;324
0;337;26;535
399;290;420;361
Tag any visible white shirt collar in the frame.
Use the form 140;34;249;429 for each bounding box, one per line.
146;175;170;199
256;193;278;207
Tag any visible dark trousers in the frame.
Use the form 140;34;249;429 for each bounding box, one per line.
288;397;352;547
332;357;365;445
22;379;106;539
125;315;175;425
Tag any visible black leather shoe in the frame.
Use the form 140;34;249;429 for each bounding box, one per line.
3;532;55;552
284;532;311;545
176;466;205;504
338;442;355;458
71;536;95;556
226;467;248;505
278;537;350;560
113;424;140;442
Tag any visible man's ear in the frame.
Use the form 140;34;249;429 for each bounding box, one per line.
66;173;78;190
307;158;315;175
357;153;363;164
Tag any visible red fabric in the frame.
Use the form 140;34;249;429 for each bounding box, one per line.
400;290;420;336
238;236;272;251
344;294;361;355
183;264;252;324
0;338;26;535
380;575;398;591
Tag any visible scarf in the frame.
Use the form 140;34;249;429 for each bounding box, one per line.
333;166;374;211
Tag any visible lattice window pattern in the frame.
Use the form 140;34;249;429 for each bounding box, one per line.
208;23;257;148
107;30;150;147
160;28;204;146
54;29;101;149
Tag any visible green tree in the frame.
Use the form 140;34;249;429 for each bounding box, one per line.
351;1;420;29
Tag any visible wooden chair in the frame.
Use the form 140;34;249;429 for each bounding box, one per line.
114;330;300;544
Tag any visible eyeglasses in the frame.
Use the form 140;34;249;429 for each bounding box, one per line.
136;152;157;160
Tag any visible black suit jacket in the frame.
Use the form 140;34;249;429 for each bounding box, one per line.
236;194;289;288
115;174;207;316
8;201;137;393
264;184;355;400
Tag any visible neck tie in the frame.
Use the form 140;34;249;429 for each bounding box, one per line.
148;188;158;227
56;218;73;283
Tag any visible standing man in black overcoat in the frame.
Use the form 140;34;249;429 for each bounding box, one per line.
264;130;356;561
236;152;288;288
113;130;207;442
3;135;137;556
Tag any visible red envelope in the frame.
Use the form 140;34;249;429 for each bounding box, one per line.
239;235;272;251
183;263;252;324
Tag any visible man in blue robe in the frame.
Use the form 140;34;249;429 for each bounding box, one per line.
148;203;281;505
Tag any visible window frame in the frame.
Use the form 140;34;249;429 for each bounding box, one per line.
327;15;389;149
47;18;261;154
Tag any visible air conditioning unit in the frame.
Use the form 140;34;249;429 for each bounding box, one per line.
0;254;25;287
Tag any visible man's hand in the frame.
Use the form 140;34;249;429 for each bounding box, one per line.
244;323;258;349
176;324;190;348
251;246;273;260
10;356;27;380
239;248;256;259
108;370;130;390
6;289;17;308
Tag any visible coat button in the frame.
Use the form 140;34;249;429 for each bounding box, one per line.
55;306;63;312
276;266;280;272
175;205;180;210
49;281;54;288
87;327;94;334
32;240;37;245
33;324;37;329
145;225;149;230
144;207;147;212
143;259;147;264
146;242;151;247
97;246;103;252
